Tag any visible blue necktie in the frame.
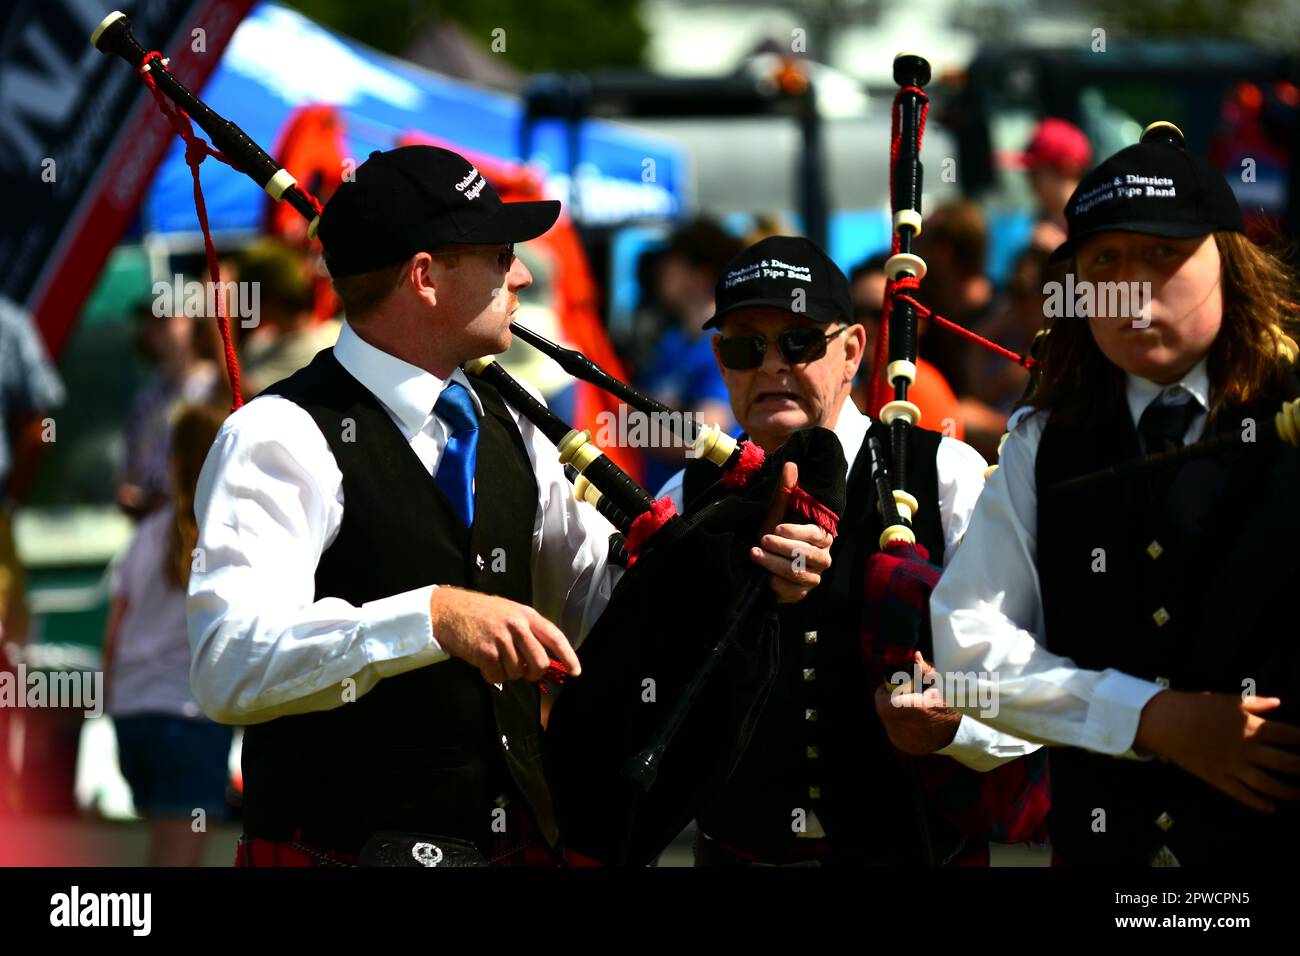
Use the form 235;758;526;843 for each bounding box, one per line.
434;381;479;527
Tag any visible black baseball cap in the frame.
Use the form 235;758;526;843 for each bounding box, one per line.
1049;122;1246;263
704;235;852;330
317;145;561;278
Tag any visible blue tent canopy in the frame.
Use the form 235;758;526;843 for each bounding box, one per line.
142;2;685;237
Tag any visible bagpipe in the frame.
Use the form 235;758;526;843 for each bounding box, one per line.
1050;388;1300;494
91;11;847;866
859;54;1048;852
859;53;943;684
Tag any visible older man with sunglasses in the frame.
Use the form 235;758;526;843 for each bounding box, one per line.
660;235;1039;866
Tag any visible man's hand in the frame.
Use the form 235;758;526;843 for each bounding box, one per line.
749;461;834;603
872;652;962;754
429;587;581;684
1134;690;1300;813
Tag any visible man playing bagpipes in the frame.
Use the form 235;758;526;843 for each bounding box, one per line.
661;235;1048;866
87;14;946;867
184;145;835;866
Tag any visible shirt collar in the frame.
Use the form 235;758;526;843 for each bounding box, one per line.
332;320;483;440
831;394;870;464
1124;353;1210;427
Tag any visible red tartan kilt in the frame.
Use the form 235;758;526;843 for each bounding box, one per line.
911;747;1052;846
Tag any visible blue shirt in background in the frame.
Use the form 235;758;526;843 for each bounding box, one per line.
636;326;732;492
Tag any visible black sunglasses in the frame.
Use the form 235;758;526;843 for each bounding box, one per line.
716;325;849;370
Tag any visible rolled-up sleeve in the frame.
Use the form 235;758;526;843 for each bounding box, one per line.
186;397;447;725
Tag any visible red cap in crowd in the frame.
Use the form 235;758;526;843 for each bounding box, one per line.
1017;117;1092;176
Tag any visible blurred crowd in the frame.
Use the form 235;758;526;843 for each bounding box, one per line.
627;117;1092;468
104;238;340;864
2;236;340;864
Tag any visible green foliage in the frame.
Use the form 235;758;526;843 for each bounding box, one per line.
285;0;647;71
1084;0;1299;46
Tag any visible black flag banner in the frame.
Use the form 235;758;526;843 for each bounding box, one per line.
0;0;254;355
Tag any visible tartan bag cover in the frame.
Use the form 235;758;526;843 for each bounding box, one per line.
862;539;1050;846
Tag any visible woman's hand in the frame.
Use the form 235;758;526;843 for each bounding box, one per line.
1134;690;1300;812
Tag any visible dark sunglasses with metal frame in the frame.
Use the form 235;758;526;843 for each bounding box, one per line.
715;323;851;370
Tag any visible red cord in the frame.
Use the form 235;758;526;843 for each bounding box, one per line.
138;50;244;410
137;51;330;411
870;85;1035;418
894;293;1038;370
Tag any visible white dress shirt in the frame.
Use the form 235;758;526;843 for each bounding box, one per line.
187;320;621;725
930;356;1211;756
659;396;1038;776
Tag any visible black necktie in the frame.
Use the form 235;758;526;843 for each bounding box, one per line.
1137;391;1200;454
434;382;479;527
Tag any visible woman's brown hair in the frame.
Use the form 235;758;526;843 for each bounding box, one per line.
166;402;229;589
1019;231;1300;427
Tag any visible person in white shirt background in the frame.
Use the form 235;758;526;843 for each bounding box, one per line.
104;402;233;866
931;122;1300;865
186;145;831;866
659;235;1043;867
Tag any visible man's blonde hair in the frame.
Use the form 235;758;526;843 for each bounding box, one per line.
330;251;462;321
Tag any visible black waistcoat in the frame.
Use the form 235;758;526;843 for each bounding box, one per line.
241;349;557;854
1036;391;1300;864
685;419;964;864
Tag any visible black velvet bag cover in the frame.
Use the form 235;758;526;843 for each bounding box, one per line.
544;427;848;865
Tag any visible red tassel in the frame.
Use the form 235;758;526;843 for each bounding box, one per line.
623;496;679;567
786;484;840;537
720;440;765;488
539;659;568;694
